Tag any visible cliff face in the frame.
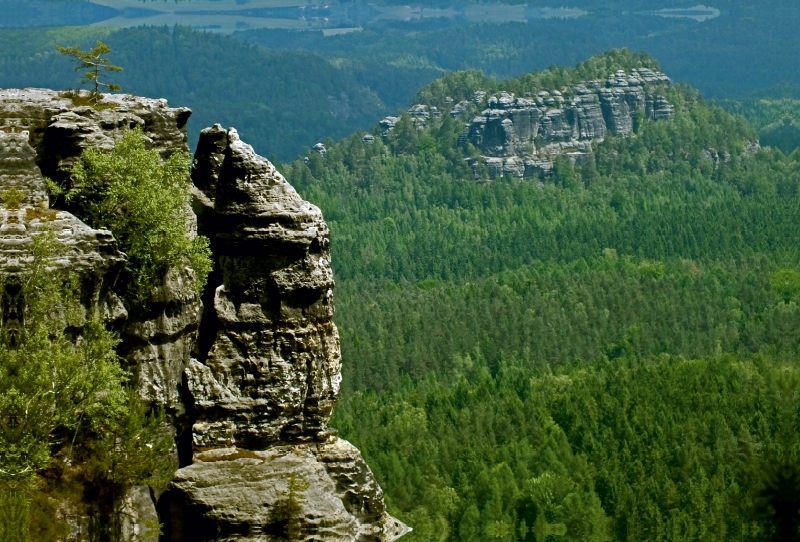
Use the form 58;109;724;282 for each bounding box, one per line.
159;125;406;541
187;125;341;449
0;128;123;300
383;67;675;178
0;89;404;542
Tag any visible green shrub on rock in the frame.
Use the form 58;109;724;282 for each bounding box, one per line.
65;127;212;303
0;235;174;539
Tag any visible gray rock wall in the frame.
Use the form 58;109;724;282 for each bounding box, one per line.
159;124;406;541
390;67;675;179
0;89;403;542
187;125;341;449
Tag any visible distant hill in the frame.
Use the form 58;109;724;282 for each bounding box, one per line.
272;50;800;540
279;50;790;388
0;25;395;161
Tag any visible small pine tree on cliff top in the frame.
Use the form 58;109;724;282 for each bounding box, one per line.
56;41;122;103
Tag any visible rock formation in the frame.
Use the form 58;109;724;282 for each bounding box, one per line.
0;89;405;541
0;128;123;302
186;125;341;449
383;67;675;179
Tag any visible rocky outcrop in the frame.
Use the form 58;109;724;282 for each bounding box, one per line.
187;125;342;449
0;88;191;185
379;116;400;140
0;90;403;541
0;89;194;540
313;142;328;156
0;91;198;425
162;440;406;541
383;67;674;179
0;127;124;311
158;124;406;541
0;89;202;433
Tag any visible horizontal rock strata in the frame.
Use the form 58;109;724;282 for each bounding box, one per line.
0;90;401;541
0;126;124;308
382;68;675;179
162;124;404;541
162;439;408;542
189;125;341;449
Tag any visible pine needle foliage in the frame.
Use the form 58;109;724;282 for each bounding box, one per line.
55;41;122;105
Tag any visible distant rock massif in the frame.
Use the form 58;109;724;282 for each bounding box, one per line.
0;89;407;542
381;67;675;178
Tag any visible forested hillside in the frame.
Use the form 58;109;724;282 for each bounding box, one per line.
237;3;800;99
271;51;800;540
0;26;395;160
719;98;800;154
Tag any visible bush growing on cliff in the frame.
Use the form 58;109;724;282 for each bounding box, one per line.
63;127;212;303
0;235;174;539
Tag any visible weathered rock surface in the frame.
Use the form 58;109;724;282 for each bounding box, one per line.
0;129;124;304
160;124;404;540
0;88;190;182
384;67;675;179
0;90;401;541
119;265;203;423
161;439;407;542
119;486;162;542
188;125;341;449
0;89;200;429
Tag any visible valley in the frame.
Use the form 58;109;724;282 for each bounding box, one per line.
0;1;799;540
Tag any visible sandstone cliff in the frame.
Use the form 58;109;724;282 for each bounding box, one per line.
381;67;675;179
0;89;405;542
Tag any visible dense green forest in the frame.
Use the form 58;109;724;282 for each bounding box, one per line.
260;51;800;540
236;4;800;99
719;98;800;155
0;26;400;161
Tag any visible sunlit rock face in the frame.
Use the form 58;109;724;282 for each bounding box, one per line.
392;68;675;179
0;90;405;541
0;126;124;313
159;124;407;541
0;89;194;540
162;440;407;542
189;126;341;448
0;88;199;429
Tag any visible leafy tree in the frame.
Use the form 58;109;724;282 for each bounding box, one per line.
55;41;122;104
61;127;212;303
0;234;174;538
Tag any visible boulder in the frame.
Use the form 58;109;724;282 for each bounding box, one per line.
160;439;409;542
